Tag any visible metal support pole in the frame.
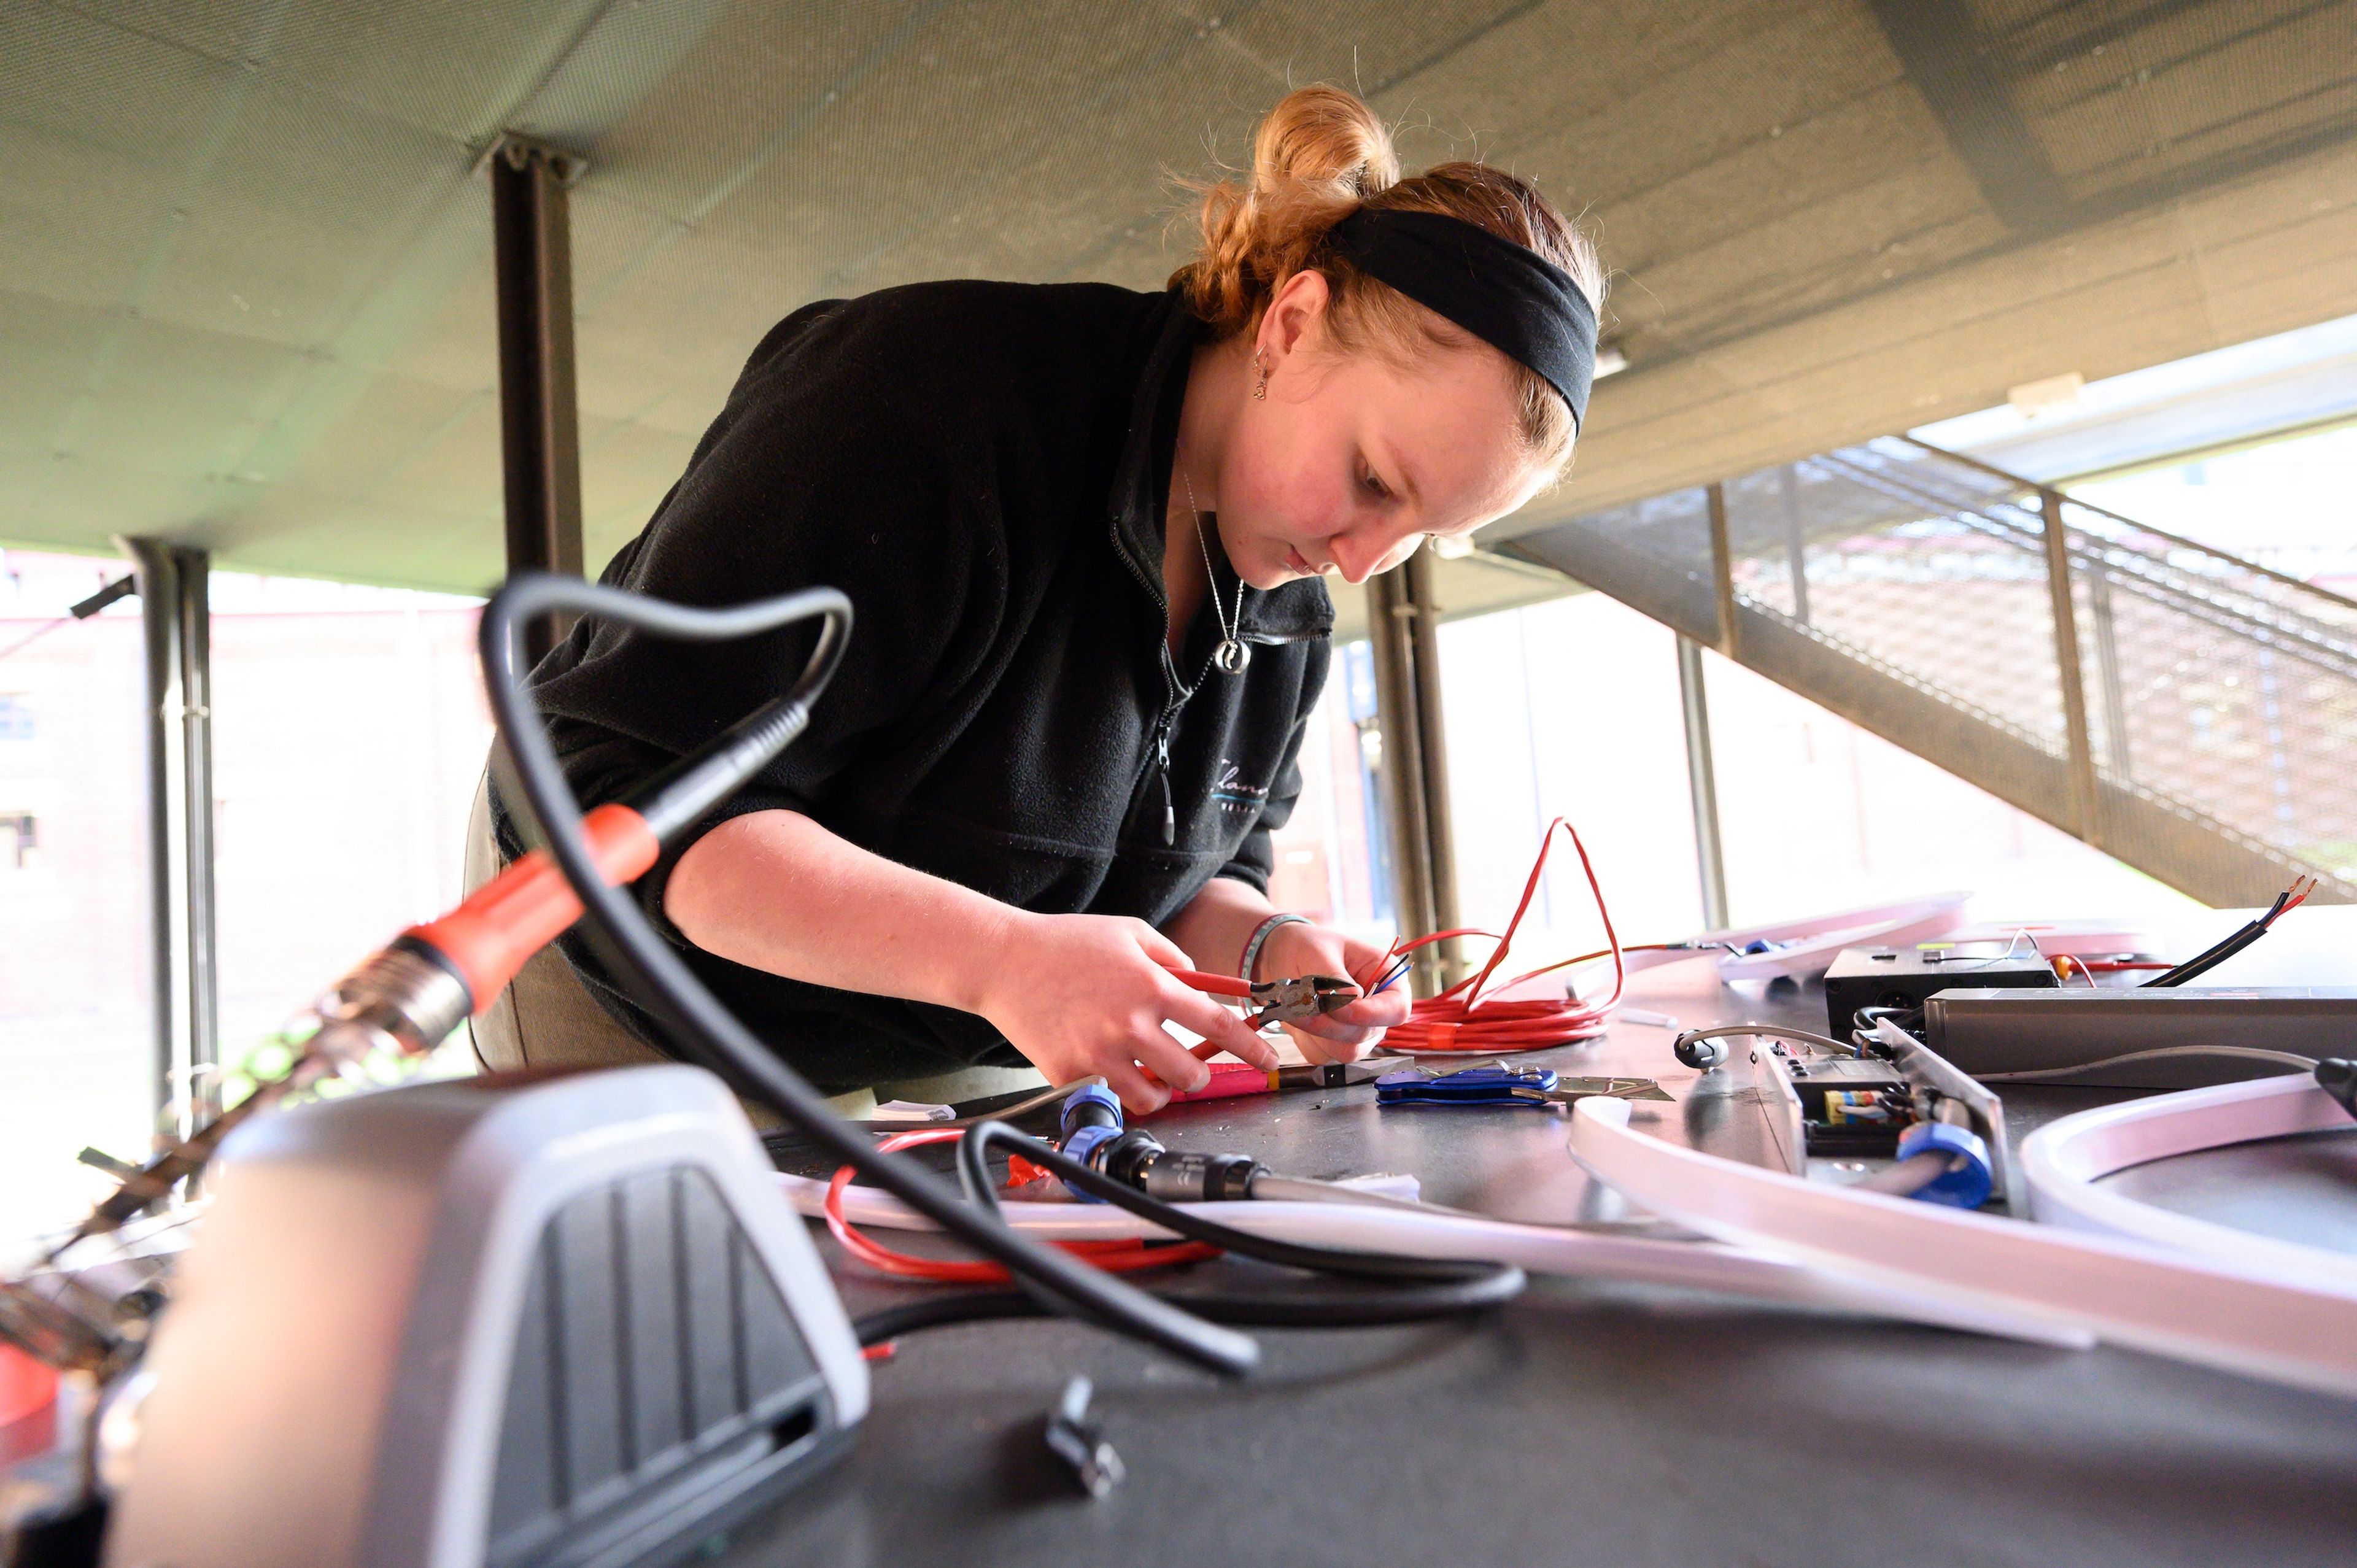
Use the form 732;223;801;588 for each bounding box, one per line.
1676;634;1731;930
1777;465;1811;625
1367;571;1436;994
490;136;586;670
1401;550;1462;983
2039;487;2102;846
1365;558;1463;995
120;537;218;1140
1706;481;1740;655
2088;564;2131;781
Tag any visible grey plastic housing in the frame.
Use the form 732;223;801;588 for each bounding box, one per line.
103;1065;867;1568
1923;986;2357;1087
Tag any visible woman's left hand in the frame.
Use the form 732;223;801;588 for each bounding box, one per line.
1256;921;1411;1065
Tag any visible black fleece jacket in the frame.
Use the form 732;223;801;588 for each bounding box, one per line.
492;280;1334;1092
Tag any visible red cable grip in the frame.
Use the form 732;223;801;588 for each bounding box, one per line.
405;803;660;1012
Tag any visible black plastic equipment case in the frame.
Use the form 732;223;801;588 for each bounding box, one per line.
1824;944;2055;1038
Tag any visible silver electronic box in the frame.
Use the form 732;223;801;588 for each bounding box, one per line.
103;1065;867;1568
1923;986;2356;1088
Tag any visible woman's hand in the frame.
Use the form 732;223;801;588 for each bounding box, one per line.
1256;921;1412;1065
975;910;1281;1114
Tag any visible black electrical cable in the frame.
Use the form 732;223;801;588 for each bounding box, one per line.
2143;922;2268;987
479;574;1258;1378
852;1264;1527;1348
953;1120;1527;1294
2142;878;2308;989
2317;1059;2357;1121
2145;929;2261;989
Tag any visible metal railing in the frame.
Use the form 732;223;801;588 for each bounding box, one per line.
1501;438;2357;906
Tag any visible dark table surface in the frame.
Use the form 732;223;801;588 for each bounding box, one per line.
729;906;2357;1567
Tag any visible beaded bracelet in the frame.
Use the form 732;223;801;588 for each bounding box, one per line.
1239;912;1310;983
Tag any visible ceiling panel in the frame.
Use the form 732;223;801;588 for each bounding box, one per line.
1;0;2350;595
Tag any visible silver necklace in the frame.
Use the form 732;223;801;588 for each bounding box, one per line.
1183;470;1249;674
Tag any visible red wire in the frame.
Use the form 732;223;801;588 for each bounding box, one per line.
1358;817;1627;1054
822;1129;1220;1284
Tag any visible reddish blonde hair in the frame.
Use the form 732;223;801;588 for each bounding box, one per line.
1171;85;1604;468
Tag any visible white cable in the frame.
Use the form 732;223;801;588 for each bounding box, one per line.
777;1173;2090;1348
1975;1045;2317;1083
1568;1097;2357;1400
2019;1073;2357;1289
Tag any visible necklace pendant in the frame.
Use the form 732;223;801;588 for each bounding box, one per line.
1213;638;1251;675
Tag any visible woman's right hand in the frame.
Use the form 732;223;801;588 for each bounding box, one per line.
975;911;1280;1114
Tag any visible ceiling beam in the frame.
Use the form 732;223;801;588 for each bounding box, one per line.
1863;0;2071;236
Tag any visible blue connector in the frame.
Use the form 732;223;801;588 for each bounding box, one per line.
1058;1084;1125;1204
1894;1120;1993;1209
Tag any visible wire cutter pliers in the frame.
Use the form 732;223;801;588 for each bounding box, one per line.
1242;973;1361;1030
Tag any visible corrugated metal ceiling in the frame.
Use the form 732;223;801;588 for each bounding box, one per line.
3;0;2352;597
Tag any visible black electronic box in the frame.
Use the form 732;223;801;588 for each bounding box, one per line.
1824;943;2056;1040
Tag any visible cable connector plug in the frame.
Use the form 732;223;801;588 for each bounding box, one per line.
2316;1059;2357;1121
1043;1376;1124;1498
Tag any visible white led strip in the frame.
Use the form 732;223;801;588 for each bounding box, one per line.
1568;1097;2357;1399
1710;892;1970;982
2018;1073;2357;1289
775;1173;2089;1348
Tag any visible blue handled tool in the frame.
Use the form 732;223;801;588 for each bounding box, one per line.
1376;1064;1672;1110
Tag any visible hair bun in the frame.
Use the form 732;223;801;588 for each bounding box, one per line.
1172;85;1602;470
1251;85;1399;201
1173;87;1400;340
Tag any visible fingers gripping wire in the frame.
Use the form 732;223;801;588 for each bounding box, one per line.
480;574;1258;1378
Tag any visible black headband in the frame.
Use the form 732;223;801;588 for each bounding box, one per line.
1325;207;1598;433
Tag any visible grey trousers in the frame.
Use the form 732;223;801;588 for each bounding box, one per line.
459;767;1043;1121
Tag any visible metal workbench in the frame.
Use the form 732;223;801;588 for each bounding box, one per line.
730;907;2357;1566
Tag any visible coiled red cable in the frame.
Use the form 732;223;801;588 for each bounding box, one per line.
1359;816;1627;1054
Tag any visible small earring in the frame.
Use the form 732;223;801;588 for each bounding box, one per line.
1252;350;1269;401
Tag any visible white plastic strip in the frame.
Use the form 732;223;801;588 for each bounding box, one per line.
1568;1098;2357;1399
2019;1073;2357;1288
1943;919;2159;960
1712;893;1971;982
1543;894;1980;994
776;1173;2089;1348
1693;891;1973;952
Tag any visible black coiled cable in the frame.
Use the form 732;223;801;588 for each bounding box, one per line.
954;1120;1524;1308
482;575;1524;1378
481;574;1257;1377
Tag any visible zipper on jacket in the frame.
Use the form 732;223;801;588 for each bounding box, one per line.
1152;719;1175;844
